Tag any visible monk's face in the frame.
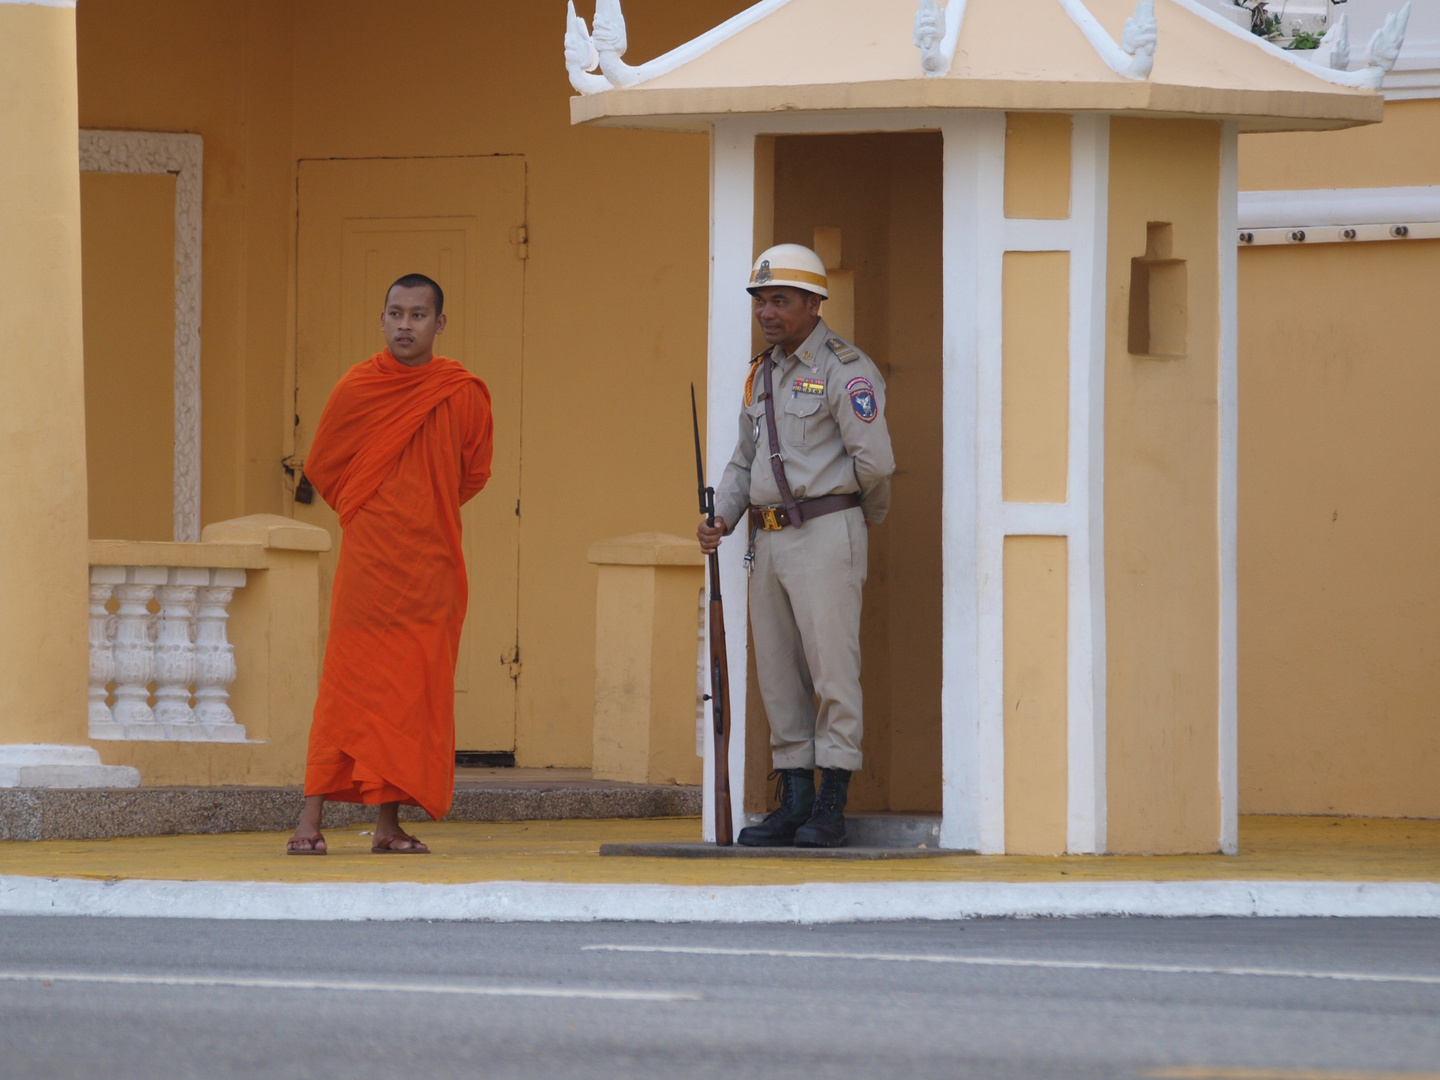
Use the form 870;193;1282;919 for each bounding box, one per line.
751;286;822;354
382;285;447;365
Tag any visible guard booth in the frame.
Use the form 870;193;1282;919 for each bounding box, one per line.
567;0;1398;854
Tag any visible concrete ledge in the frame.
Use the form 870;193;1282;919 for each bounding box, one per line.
4;876;1439;922
0;745;140;791
598;842;951;860
0;784;701;841
587;532;704;566
200;514;332;553
88;539;270;570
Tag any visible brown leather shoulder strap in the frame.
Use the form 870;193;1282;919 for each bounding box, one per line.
761;353;804;527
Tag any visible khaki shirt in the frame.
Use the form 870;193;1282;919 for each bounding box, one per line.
715;319;895;533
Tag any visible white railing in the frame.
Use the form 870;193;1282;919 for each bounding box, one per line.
88;565;247;742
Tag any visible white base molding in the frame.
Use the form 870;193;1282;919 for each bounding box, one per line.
0;745;140;789
89;722;247;743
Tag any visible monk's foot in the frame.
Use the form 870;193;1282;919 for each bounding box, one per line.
371;831;429;854
286;832;327;856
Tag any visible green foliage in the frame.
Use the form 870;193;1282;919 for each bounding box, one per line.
1287;29;1325;49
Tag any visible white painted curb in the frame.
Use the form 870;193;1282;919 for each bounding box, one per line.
3;876;1440;922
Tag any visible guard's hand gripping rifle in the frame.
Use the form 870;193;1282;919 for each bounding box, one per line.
692;384;734;845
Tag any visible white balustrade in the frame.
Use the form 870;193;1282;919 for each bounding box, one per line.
88;567;123;732
88;565;248;742
194;571;244;728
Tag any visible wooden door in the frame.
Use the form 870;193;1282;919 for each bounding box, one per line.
294;156;525;753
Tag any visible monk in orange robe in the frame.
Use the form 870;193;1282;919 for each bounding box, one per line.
287;273;493;854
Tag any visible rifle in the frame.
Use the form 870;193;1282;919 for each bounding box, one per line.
692;384;734;846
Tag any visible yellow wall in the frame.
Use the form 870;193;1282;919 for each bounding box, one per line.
1004;113;1072;220
1238;239;1440;817
77;0;296;532
1003;536;1069;855
1240;100;1440;190
1234;99;1440;818
1104;119;1222;854
749;132;944;814
81;172;175;542
73;3;1439;812
1002;250;1070;503
75;0;752;772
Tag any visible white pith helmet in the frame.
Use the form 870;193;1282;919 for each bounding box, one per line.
747;244;829;298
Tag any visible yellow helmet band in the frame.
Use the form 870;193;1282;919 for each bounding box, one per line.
747;266;828;290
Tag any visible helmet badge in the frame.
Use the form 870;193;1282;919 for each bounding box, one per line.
755;260;773;285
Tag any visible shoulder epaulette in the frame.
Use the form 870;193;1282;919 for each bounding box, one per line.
826;336;861;364
743;349;768;407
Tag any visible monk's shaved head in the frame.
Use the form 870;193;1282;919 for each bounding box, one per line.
387;273;444;316
382;274;448;366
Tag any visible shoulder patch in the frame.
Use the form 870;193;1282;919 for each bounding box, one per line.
846;376;877;423
826;336;861;364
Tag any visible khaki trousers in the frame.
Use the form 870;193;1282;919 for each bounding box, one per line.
748;506;867;771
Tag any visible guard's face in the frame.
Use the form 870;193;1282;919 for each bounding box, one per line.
382;285;447;364
751;286;823;348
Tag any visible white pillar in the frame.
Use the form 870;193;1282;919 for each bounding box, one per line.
1064;115;1111;855
939;112;1006;852
702;117;760;842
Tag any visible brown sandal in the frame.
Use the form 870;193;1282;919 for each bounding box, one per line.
286;833;327;856
371;832;429;854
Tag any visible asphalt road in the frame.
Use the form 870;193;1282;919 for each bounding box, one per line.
1;916;1438;1079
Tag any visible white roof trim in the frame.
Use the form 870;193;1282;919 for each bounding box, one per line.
915;0;968;78
575;0;796;94
1055;0;1158;80
1238;185;1440;228
1383;41;1440;99
1168;0;1392;90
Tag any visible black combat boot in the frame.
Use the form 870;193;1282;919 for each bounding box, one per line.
794;767;851;848
737;768;815;847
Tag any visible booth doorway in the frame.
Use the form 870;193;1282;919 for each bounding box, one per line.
746;131;945;814
293;156;526;755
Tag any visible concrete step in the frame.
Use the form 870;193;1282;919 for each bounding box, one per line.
0;778;700;842
737;812;944;849
847;813;943;849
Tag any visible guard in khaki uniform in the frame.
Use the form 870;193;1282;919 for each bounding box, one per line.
697;244;895;847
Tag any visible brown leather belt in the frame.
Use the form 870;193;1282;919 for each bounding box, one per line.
751;493;861;532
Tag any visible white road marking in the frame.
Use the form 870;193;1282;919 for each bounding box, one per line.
0;969;696;1002
583;945;1440;986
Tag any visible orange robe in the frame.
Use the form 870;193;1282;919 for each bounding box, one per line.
302;349;493;820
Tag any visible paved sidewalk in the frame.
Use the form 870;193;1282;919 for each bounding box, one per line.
1;816;1436;886
0;769;700;841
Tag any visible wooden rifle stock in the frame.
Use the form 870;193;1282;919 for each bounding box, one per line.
692;384;734;845
706;546;734;845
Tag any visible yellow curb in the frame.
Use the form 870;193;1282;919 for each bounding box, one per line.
0;816;1437;887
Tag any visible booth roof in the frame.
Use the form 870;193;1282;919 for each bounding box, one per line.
570;0;1383;133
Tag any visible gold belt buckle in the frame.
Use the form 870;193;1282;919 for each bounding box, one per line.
759;507;782;531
